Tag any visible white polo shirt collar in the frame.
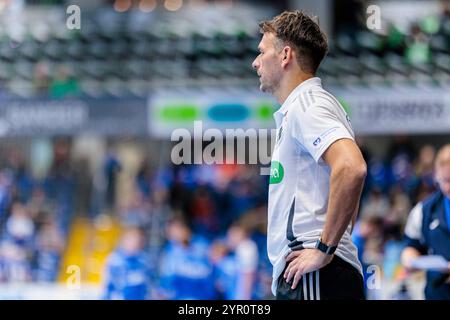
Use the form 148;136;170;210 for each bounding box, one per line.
273;77;321;127
276;77;322;115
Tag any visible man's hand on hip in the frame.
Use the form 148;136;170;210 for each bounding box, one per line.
284;249;333;290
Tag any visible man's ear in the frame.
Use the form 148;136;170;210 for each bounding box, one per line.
281;46;293;68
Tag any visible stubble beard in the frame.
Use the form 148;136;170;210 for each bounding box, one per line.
260;77;279;95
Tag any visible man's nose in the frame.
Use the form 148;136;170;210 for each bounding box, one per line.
252;58;259;71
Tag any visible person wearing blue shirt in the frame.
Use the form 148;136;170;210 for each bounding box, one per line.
103;226;152;300
351;215;383;291
213;248;239;300
211;222;259;300
158;216;216;300
402;144;450;300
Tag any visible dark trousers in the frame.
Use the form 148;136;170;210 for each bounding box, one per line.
276;255;365;300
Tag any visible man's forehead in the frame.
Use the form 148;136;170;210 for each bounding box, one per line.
259;32;280;48
260;32;280;48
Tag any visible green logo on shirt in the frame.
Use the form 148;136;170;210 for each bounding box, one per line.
269;161;284;184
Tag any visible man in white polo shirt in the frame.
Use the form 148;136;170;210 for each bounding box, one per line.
252;11;367;300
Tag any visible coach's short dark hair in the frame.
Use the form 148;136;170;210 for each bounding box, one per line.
259;10;328;74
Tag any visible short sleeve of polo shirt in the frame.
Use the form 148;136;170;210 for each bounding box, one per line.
291;102;354;163
404;202;428;254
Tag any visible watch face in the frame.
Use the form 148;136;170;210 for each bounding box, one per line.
315;239;336;255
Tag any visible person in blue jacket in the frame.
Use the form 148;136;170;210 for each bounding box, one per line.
158;216;217;300
212;222;258;300
402;144;450;300
103;226;152;300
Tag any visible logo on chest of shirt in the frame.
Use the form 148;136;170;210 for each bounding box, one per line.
429;219;440;231
313;137;322;147
269;161;284;184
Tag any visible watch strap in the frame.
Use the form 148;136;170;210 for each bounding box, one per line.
315;238;337;255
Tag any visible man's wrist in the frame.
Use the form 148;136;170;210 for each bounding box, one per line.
315;237;337;255
318;235;339;248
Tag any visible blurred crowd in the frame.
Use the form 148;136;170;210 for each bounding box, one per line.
353;137;439;298
103;160;272;299
0;136;444;299
0;0;447;301
0;140;74;283
100;136;443;300
33;63;80;99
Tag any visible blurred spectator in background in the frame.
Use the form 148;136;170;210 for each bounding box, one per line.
386;185;411;227
33;216;65;282
226;176;256;221
27;186;54;223
388;136;416;165
248;206;273;300
0;201;34;284
0;170;14;227
402;144;450;300
158;216;216;300
102;226;151;300
135;160;153;199
188;185;219;238
0;240;32;282
382;223;406;282
366;157;391;194
408;145;437;203
352;215;384;283
43;139;76;235
360;187;390;219
12;162;34;204
33;62;50;97
50;66;80;99
119;190;151;228
103;149;122;212
212;221;258;300
210;239;229;299
414;145;436;179
147;187;171;262
4;202;35;249
405;23;431;65
385;22;406;54
390;153;414;190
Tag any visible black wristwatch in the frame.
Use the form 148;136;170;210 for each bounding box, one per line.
315;238;337;255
